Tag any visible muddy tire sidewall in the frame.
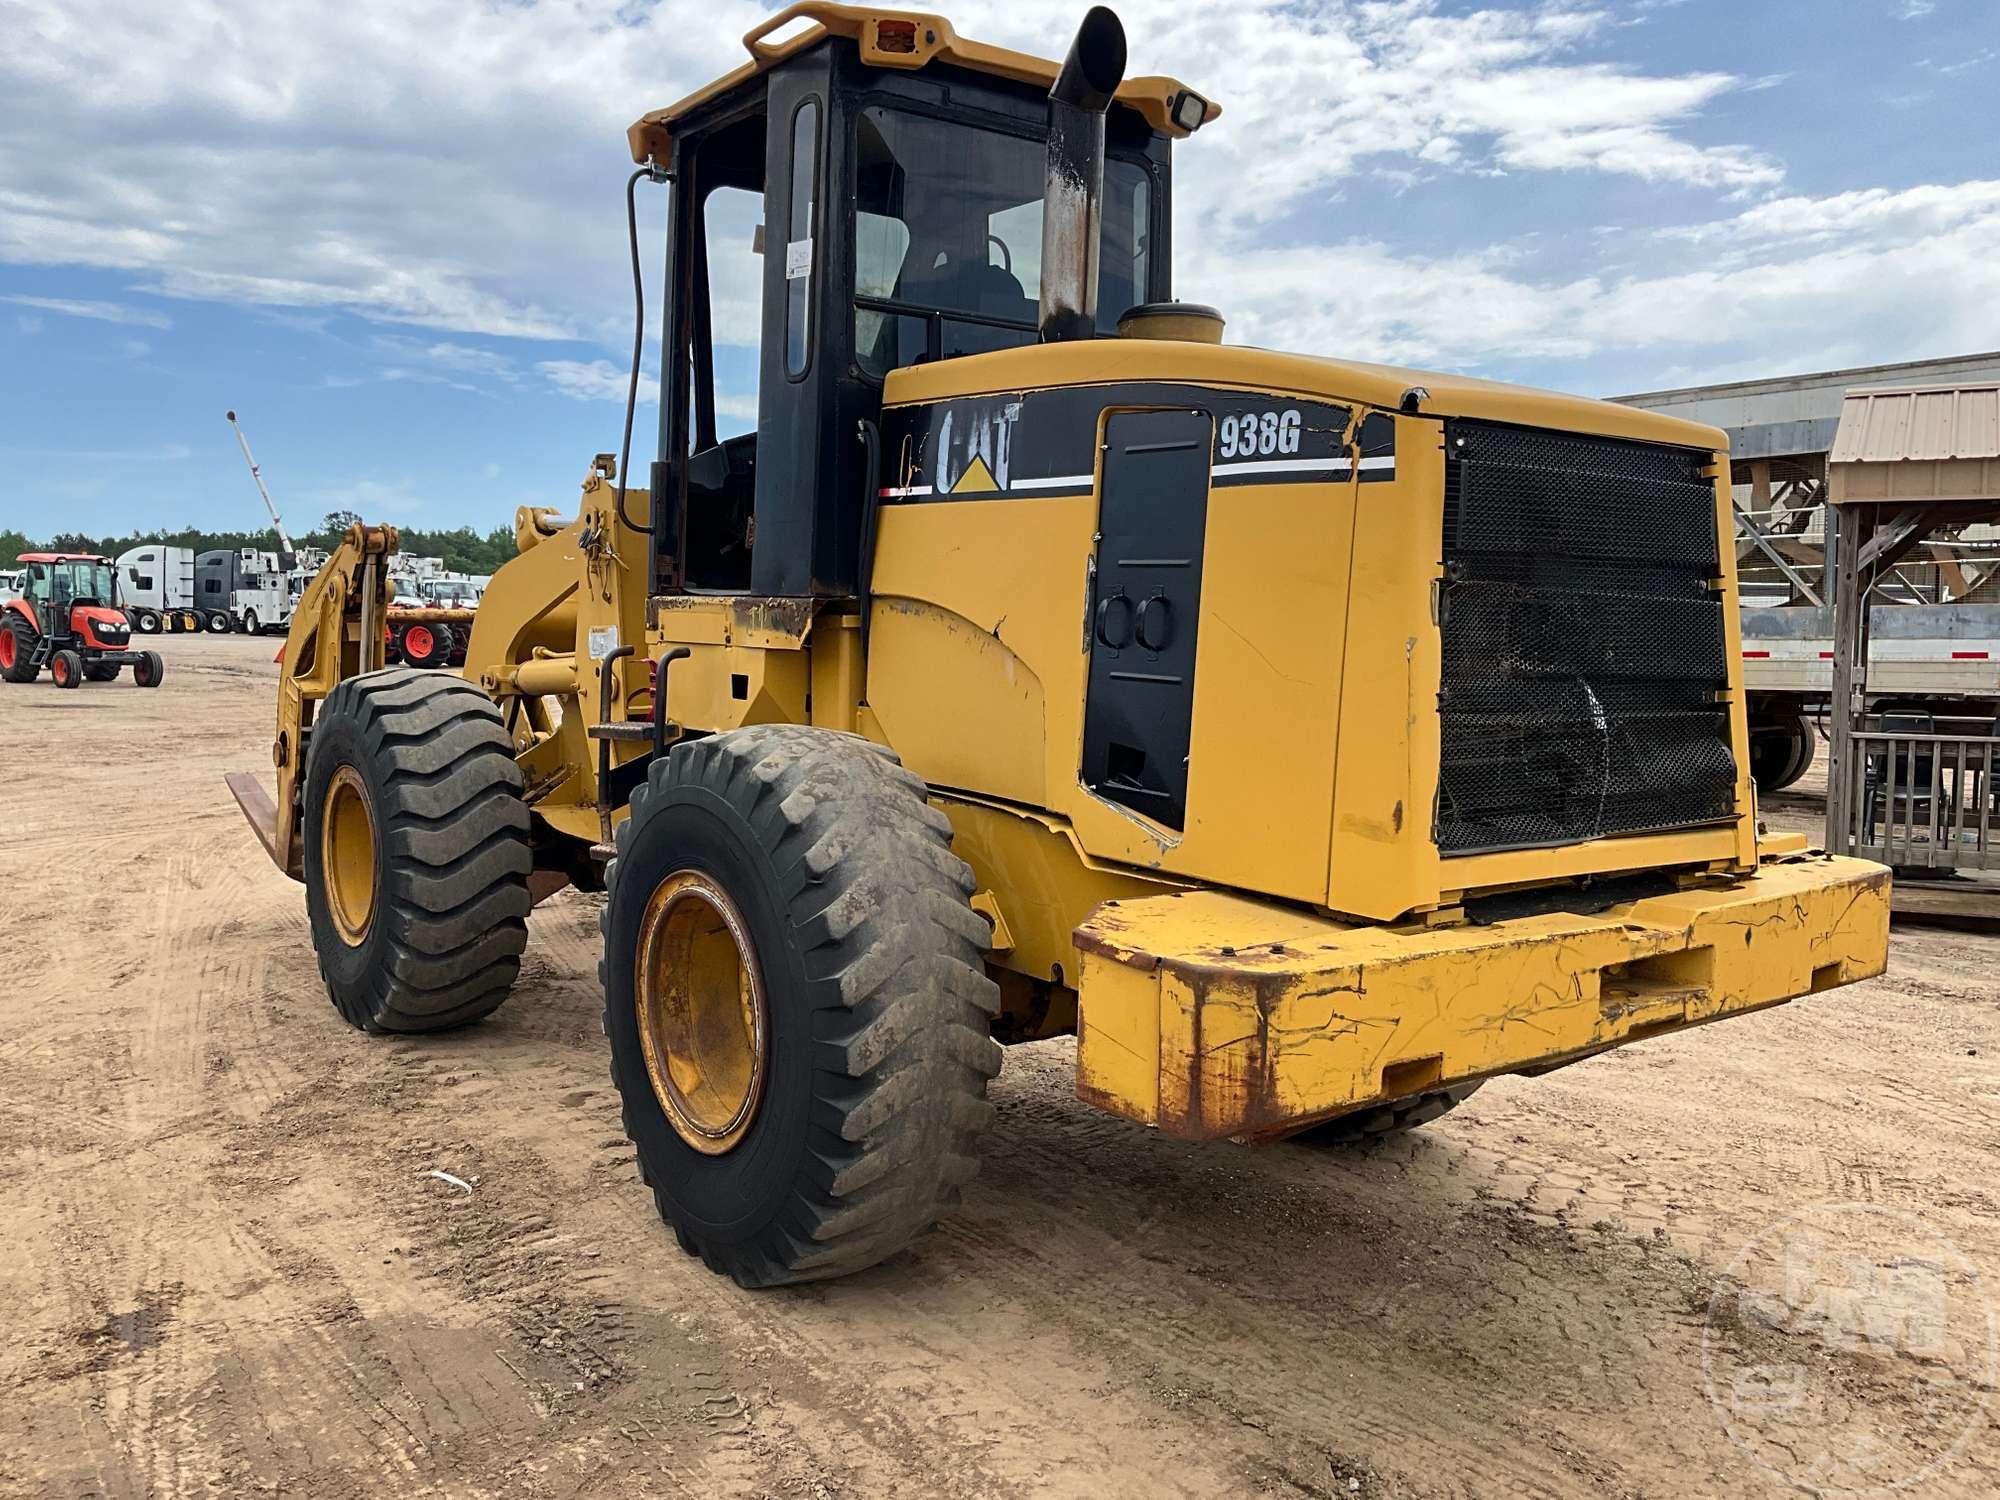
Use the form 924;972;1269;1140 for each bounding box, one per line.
302;706;394;1018
605;788;817;1245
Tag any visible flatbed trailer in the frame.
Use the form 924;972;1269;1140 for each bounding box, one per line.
1740;603;2000;789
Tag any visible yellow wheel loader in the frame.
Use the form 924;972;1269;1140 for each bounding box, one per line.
232;2;1891;1287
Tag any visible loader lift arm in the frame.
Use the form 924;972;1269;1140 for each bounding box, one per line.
228;522;399;879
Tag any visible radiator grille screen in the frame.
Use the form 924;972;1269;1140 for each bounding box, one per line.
1436;419;1736;856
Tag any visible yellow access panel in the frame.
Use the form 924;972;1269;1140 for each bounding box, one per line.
870;388;1360;907
867;493;1092;810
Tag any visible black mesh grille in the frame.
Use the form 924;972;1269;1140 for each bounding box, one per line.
1436;420;1735;856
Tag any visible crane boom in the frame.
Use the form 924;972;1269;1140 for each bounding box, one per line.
225;409;295;557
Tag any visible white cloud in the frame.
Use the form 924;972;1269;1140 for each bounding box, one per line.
538;358;657;404
305;476;425;518
1658;180;2000;249
0;293;170;327
0;0;750;341
3;0;1991;400
0;0;1788;347
377;337;515;379
0;441;192;462
1919;49;1996;75
1187;180;2000;376
949;1;1781;246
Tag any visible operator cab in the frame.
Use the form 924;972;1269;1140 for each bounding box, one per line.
19;555;116;622
635;6;1203;600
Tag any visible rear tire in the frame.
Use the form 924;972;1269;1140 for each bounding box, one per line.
51;649;84;689
302;668;532;1033
400;622;454;670
133;609;161;634
0;616;36;682
133;651;164;688
1286;1083;1484;1146
603;724;1002;1287
1749;713;1815;792
85;661;120;682
205;610;233;634
1774;716;1816;790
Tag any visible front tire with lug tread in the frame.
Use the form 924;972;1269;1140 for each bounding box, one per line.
603;724;1002;1288
50;649;84;689
302;668;532;1033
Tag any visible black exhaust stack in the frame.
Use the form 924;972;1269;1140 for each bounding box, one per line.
1038;7;1127;343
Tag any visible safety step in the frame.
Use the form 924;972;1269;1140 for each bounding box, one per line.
585;722;656;742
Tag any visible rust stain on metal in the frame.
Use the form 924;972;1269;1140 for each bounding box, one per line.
648;594;815;640
1071;902;1162;971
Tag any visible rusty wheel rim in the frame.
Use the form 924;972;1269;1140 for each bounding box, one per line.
634;871;769;1155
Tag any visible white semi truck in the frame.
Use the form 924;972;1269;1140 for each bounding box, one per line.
114;545;205;633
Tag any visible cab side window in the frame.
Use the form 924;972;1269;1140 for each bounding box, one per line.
851;107;1152;379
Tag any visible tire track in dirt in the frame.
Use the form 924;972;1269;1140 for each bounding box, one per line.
9;634;2000;1498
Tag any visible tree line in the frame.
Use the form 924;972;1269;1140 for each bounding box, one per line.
0;512;518;575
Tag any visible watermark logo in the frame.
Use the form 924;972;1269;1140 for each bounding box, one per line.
1702;1202;1997;1495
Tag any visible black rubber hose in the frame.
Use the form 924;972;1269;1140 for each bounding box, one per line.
617;167;656;536
856;419;882;655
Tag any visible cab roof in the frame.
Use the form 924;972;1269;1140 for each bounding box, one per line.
628;2;1218;165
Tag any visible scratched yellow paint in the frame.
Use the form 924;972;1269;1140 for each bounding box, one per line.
247;10;1902;1152
1075;855;1890;1141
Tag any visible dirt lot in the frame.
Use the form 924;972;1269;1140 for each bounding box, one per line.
3;634;1996;1498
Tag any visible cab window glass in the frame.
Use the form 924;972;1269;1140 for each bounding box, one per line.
785;99;820;378
852;107;1151;378
703;184;764;438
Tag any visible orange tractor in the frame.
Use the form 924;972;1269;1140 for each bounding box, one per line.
1;553;164;689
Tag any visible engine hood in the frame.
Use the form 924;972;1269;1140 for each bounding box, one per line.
883;339;1729;454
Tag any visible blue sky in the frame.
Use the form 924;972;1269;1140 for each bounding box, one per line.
2;0;1996;539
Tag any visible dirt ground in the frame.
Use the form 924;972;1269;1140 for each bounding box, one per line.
3;634;1997;1499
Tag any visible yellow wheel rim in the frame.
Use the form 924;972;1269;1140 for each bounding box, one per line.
322;765;379;946
635;871;769;1155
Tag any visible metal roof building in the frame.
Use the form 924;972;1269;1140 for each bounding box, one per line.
1614;349;2000;478
1614;352;2000;607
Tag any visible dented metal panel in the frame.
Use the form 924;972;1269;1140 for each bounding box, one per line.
1073;855;1890;1142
